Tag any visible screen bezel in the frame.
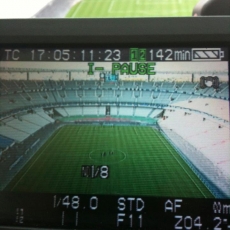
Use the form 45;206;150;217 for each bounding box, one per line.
0;17;230;230
0;17;230;47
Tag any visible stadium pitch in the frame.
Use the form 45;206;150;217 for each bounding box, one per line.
66;0;199;18
6;125;213;198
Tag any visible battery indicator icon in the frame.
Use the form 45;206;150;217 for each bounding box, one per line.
192;48;224;61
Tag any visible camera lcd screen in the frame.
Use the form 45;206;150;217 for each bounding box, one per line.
0;46;229;229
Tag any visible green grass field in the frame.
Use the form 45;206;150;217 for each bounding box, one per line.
66;0;199;18
6;125;213;198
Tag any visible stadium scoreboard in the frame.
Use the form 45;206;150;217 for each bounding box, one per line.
0;18;230;229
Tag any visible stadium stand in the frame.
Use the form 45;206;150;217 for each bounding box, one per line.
214;82;229;99
158;109;230;197
54;108;69;117
65;107;83;116
148;109;163;118
83;107;98;115
98;106;106;116
65;90;77;102
0;78;229;125
0;76;229;199
1;80;21;93
1;79;229;120
111;106;118;116
84;80;97;89
0;125;29;142
6;118;40;134
0;111;53;138
0;135;14;149
52;90;62;103
21;113;51;127
172;98;229;121
141;81;153;90
175;94;191;102
138;91;152;103
23;80;39;90
119;107;134;116
84;90;97;102
120;81;134;89
64;80;76;89
0;122;61;190
133;89;141;99
36;110;55;123
45;92;56;103
102;81;117;89
134;107;152;117
161;82;175;90
101;90;115;103
119;90;133;103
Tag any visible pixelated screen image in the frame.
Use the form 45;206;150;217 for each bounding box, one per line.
0;47;229;199
0;46;229;229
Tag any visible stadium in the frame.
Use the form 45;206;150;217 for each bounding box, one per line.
66;0;199;18
0;60;229;199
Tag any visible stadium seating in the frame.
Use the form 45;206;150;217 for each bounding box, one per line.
83;107;98;116
0;78;229;143
0;75;229;200
36;110;55;123
0;125;29;142
138;91;152;103
158;109;230;197
98;106;106;116
161;82;175;90
1;78;228;109
215;82;229;99
101;90;115;103
21;114;47;127
23;80;39;90
148;109;163;118
172;98;229;121
84;81;97;89
119;107;134;116
65;90;78;102
141;82;153;90
0;135;15;150
119;90;133;103
102;81;116;89
54;108;68;117
120;81;134;89
6;118;40;134
45;92;56;103
65;107;83;116
1;78;229;122
111;106;118;116
84;90;97;102
134;108;152;117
